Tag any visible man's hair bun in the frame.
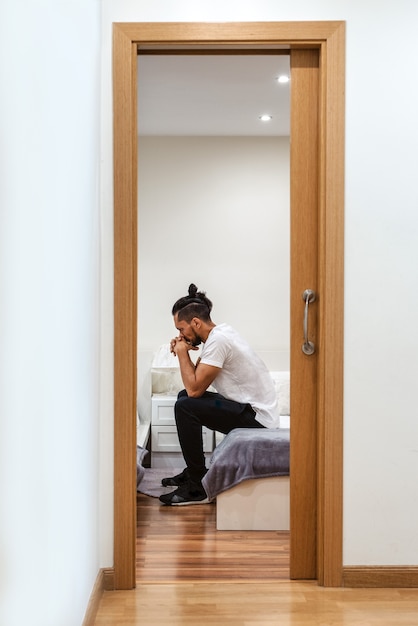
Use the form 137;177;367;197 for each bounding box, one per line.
172;283;213;319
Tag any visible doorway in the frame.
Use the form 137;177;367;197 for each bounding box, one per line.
136;51;291;581
112;21;345;590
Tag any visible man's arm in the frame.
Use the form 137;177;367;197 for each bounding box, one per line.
172;338;220;397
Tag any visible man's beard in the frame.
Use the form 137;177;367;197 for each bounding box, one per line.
190;330;202;347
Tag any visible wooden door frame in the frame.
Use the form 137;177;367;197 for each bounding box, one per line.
112;21;345;590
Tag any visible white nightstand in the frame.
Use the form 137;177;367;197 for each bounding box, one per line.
151;395;214;469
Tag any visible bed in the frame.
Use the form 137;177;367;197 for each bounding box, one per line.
202;427;290;530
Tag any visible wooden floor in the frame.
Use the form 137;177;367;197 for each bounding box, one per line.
136;492;290;582
93;494;418;625
94;583;418;625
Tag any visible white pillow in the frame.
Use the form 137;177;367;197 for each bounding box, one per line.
270;371;290;416
151;367;183;394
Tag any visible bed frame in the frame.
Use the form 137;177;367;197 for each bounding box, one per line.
216;475;290;530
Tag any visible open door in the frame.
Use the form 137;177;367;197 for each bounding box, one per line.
289;48;320;579
112;21;345;590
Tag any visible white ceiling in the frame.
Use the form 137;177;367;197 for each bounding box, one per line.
137;54;290;136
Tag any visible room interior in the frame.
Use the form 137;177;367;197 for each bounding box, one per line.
136;52;292;570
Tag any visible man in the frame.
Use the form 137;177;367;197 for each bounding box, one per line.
159;283;280;506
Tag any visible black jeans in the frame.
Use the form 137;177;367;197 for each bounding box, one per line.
174;389;265;484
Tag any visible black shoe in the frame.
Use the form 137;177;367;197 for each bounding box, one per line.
161;468;190;487
159;482;209;506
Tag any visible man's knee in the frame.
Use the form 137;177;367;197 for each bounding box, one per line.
175;393;193;416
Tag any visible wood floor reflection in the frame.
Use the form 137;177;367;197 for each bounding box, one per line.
136;492;290;582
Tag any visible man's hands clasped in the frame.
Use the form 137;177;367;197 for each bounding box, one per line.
170;336;199;357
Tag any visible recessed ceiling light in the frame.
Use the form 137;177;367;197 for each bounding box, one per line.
277;75;290;84
259;114;273;122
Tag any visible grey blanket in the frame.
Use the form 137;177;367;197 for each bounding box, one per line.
202;428;290;502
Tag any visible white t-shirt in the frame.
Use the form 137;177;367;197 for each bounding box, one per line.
200;323;280;429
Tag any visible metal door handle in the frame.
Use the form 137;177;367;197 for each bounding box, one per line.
302;289;316;355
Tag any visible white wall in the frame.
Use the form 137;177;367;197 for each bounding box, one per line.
137;136;290;420
102;0;418;569
0;1;102;625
